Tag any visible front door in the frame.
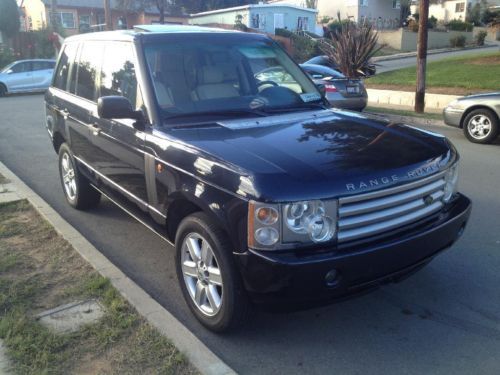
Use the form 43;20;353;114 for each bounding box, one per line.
4;61;33;91
89;41;149;209
274;13;285;31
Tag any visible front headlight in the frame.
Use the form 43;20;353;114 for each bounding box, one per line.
443;163;459;203
248;200;337;250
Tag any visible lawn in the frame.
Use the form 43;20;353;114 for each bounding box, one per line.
368;52;500;95
0;200;197;374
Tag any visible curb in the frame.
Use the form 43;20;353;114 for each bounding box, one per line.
372;44;498;62
364;110;444;127
0;161;236;375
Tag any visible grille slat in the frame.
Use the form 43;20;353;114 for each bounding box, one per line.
338;171;446;243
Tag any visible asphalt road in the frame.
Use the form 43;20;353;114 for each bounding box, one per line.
1;94;500;374
376;44;500;73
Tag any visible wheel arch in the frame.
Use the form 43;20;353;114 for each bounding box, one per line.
0;82;7;94
52;131;66;154
460;105;499;128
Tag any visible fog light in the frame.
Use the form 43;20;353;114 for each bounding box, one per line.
325;269;339;287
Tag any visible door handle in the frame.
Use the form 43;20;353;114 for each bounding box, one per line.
60;109;69;119
91;123;101;136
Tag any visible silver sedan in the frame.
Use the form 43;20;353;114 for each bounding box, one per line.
443;92;500;144
0;59;56;96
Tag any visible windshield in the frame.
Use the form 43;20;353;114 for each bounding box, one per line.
0;62;16;73
143;34;322;122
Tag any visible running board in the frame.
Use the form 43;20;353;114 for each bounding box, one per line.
91;184;174;246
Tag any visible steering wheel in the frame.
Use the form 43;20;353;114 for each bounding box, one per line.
256;80;279;88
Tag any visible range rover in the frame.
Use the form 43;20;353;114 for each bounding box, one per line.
45;25;471;332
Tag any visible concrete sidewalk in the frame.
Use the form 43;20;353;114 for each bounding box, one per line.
0;164;235;375
367;88;456;112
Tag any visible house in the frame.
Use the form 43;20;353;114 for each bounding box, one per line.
189;3;318;34
411;0;500;23
18;0;188;35
269;0;402;26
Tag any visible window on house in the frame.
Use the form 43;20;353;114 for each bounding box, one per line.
50;12;76;28
392;0;401;9
79;15;90;27
360;0;369;7
455;2;465;12
297;17;309;31
251;14;266;29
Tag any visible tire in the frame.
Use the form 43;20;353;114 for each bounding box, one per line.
175;212;249;332
463;108;499;144
0;84;6;97
58;143;101;210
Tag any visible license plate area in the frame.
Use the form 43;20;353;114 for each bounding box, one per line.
346;84;360;95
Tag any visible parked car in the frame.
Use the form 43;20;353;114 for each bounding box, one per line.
304;55;377;77
0;59;56;96
300;63;368;111
46;25;471;332
443;92;500;144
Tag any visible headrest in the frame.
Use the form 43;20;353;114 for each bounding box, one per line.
199;66;224;84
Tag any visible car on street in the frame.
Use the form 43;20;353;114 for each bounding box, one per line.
304;55;377;77
0;59;56;96
300;63;368;111
443;92;500;144
45;25;471;332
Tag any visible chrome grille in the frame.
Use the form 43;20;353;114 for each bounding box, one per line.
338;171;447;243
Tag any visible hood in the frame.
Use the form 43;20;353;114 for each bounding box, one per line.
460;92;500;100
165;110;455;201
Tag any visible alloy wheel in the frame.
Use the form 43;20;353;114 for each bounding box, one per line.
467;114;492;140
181;233;223;316
61;152;77;201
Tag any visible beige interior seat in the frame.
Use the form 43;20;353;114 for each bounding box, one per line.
192;66;239;101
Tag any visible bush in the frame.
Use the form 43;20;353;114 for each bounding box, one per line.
275;28;294;38
0;46;17;69
275;28;320;62
327;18;351;34
447;19;473;32
449;35;467;47
428;16;437;29
475;30;488;46
408;19;419;32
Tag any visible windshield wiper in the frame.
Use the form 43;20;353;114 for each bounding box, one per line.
263;102;329;114
164;109;269;124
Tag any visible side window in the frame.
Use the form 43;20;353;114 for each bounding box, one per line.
11;62;31;73
76;42;103;101
53;44;77;90
100;42;138;107
33;61;54;71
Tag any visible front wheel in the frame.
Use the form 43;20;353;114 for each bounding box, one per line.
175;212;249;332
463;109;499;144
58;143;101;209
0;84;7;97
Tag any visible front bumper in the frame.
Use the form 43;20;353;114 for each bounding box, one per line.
235;194;471;303
443;107;464;127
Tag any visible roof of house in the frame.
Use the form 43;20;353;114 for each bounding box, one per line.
190;3;318;18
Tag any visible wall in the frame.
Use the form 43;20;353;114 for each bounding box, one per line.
358;0;400;22
474;26;500;42
189;9;250;28
21;0;47;31
317;0;359;20
378;28;474;51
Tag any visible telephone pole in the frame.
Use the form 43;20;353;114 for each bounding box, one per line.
104;0;112;31
415;0;429;113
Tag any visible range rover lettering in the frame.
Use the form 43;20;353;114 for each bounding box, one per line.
45;25;472;332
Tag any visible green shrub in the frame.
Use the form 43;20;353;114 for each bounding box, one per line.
408;19;419;32
275;28;294;38
429;16;437;29
475;30;488;45
327;18;351;34
0;46;16;69
275;28;320;62
449;35;467;47
447;19;473;32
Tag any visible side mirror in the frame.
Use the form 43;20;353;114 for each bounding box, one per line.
97;96;145;129
6;69;13;74
315;83;326;97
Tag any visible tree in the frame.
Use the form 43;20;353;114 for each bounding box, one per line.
0;0;21;38
320;16;382;78
305;0;318;9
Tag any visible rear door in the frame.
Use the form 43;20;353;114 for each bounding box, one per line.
32;60;55;89
88;41;149;209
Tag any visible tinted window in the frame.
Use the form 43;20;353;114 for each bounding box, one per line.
76;42;103;101
11;62;31;73
100;42;137;106
33;61;55;71
53;44;78;90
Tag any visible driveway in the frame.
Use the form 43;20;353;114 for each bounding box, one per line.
376;45;499;73
1;94;499;374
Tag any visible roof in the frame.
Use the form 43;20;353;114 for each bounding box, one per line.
190;3;318;17
63;25;244;43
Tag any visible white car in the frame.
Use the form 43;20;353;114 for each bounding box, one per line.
0;59;56;96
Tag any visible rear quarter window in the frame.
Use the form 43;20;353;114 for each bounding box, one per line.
53;43;78;90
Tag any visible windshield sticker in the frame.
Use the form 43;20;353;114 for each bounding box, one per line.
238;46;277;59
301;93;322;103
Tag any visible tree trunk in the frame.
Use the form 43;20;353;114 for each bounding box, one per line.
415;0;429;113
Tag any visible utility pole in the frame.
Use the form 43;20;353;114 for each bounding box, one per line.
104;0;112;31
415;0;429;113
